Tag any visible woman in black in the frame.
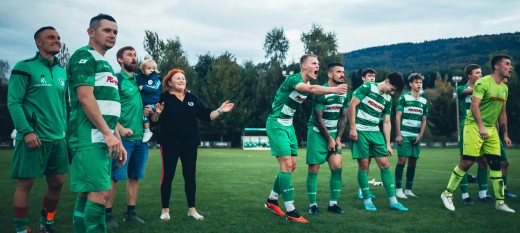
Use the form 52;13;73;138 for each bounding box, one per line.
151;68;234;221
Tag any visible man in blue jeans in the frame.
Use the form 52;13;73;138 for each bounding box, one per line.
105;46;149;227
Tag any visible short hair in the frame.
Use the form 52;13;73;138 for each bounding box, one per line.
140;59;158;72
387;72;405;93
162;68;185;92
89;14;116;29
116;46;135;59
361;68;376;78
327;63;343;73
34;26;56;40
464;64;481;78
408;73;424;83
491;54;511;71
300;54;317;65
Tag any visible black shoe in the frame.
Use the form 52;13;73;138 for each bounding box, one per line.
106;212;119;228
39;223;56;233
327;204;345;214
479;197;494;203
286;210;308;223
123;210;145;224
462;197;474;205
308;205;318;215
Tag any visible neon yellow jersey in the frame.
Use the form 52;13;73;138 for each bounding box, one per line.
465;75;508;127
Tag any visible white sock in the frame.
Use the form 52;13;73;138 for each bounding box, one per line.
479;190;487;199
284;201;295;212
363;199;373;205
269;190;279;200
329;200;337;206
389;196;398;205
461;192;469;199
144;128;151;133
404;189;412;195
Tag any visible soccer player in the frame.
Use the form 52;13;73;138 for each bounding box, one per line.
105;46;148;227
67;14;128;232
356;68;377;199
441;54;515;213
306;63;349;215
349;72;408;212
394;73;428;199
455;64;492;205
264;54;348;223
497;77;517;199
8;26;68;233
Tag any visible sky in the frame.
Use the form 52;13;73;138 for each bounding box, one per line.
1;0;519;72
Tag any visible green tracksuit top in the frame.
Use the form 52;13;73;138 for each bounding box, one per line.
7;52;67;141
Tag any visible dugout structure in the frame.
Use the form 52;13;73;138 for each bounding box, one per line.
242;128;270;150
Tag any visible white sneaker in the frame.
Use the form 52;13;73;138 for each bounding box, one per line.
396;189;408;199
142;132;153;143
495;203;515;213
188;211;204;220
404;190;419;198
160;213;171;220
441;193;455;211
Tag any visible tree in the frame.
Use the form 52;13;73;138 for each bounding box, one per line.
143;30;165;62
301;24;342;84
0;59;11;140
264;27;289;65
57;42;70;68
427;73;457;140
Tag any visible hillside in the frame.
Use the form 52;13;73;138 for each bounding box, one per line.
343;32;520;73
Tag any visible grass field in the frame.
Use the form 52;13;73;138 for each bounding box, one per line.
0;148;519;233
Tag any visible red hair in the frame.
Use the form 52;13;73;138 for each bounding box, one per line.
162;68;185;92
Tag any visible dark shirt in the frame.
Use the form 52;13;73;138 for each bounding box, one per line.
136;71;162;105
157;91;212;147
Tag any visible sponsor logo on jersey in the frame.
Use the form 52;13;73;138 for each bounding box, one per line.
107;76;118;86
490;96;506;103
78;59;88;64
408;107;423;114
326;105;342;111
368;100;384;111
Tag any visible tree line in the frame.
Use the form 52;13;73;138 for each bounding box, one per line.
0;26;518;146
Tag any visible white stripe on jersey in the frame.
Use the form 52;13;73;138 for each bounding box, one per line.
277;118;293;126
465;95;471;104
404;94;427;104
289;90;307;104
361;96;385;113
94;72;118;89
356;124;379;131
281;104;296;117
357;109;380;123
322;119;338;127
97;100;121;117
91;129;114;143
401;131;419;137
323;104;343;113
402;119;421;128
313;126;337;133
88;49;107;61
404;106;424;115
324;93;347;99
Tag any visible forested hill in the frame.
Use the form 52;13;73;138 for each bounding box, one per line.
343;32;520;73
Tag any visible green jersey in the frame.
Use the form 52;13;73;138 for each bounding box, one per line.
396;92;428;137
352;82;392;132
456;84;472;124
66;46;120;151
465;75;508;127
117;72;143;140
7;52;67;141
308;83;349;134
267;73;308;126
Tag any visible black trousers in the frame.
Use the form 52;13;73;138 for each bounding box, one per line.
160;144;198;208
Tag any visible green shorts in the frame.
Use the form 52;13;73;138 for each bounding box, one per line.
266;119;298;156
351;131;388;159
500;140;508;161
10;139;68;179
397;136;421;159
306;128;341;165
70;147;111;192
463;124;500;157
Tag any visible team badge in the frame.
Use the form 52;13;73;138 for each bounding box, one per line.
148;80;153;85
188;102;194;106
59;78;65;86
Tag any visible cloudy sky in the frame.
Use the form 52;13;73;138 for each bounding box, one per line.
1;0;519;71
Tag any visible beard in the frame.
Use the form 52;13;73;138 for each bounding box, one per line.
332;79;344;85
123;62;137;72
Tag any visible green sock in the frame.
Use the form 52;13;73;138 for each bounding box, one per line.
73;195;87;233
272;173;281;194
489;170;504;205
357;170;370;199
445;165;466;194
330;168;342;202
395;164;405;189
278;172;294;202
477;167;488;191
84;200;106;233
459;173;469;193
381;167;396;197
306;172;318;205
13;217;29;232
405;167;416;190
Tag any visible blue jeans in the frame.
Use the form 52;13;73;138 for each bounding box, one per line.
112;140;149;180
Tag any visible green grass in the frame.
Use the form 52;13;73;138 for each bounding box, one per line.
1;148;519;233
